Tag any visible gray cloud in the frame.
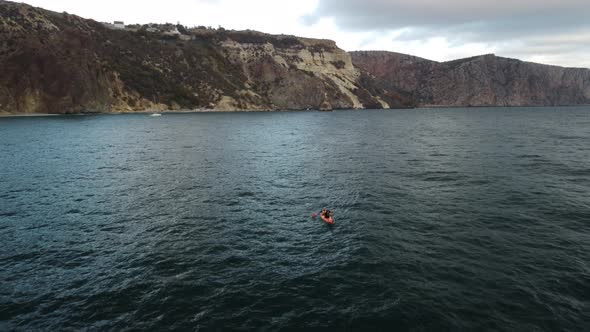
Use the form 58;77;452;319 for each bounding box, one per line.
304;0;590;67
305;0;590;35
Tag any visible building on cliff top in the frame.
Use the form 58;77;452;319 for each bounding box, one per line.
103;21;125;29
163;27;181;36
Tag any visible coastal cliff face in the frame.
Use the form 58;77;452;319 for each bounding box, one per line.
0;1;393;114
351;51;590;107
2;1;590;114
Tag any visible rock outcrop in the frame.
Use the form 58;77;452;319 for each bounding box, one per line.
351;51;590;107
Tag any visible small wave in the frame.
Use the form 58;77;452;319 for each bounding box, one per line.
468;179;491;185
220;255;250;267
86;210;114;216
413;171;465;182
226;200;240;206
1;251;41;263
0;211;17;217
516;154;543;159
565;168;590;176
552;135;584;140
99;225;125;232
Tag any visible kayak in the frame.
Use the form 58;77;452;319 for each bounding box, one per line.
320;214;334;225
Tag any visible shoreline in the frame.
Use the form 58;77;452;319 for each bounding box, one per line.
0;113;62;117
1;104;589;117
0;108;342;117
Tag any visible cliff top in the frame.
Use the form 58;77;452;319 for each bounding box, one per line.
0;0;339;51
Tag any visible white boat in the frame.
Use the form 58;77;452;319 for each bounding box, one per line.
150;113;162;117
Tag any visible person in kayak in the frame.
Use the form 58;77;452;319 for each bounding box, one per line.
319;208;333;224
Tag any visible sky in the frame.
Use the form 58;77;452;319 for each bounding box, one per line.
20;0;590;68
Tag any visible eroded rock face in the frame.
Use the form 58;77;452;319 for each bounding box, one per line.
0;1;394;114
351;51;590;107
217;37;361;110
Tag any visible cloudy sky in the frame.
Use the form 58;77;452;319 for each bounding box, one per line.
21;0;590;68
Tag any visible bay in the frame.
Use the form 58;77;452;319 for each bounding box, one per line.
1;107;589;331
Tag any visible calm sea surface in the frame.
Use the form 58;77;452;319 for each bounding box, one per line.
1;107;589;331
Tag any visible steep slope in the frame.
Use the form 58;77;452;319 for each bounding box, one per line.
0;1;394;114
351;51;590;107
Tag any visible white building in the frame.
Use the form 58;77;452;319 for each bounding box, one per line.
163;27;181;36
113;21;125;29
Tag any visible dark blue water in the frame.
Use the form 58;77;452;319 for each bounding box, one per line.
1;108;589;331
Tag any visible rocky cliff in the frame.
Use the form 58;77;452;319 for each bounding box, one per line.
351;51;590;107
0;1;396;114
2;1;589;114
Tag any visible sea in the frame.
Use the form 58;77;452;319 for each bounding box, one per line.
1;107;589;331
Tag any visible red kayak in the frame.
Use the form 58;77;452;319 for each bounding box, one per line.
320;214;334;225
